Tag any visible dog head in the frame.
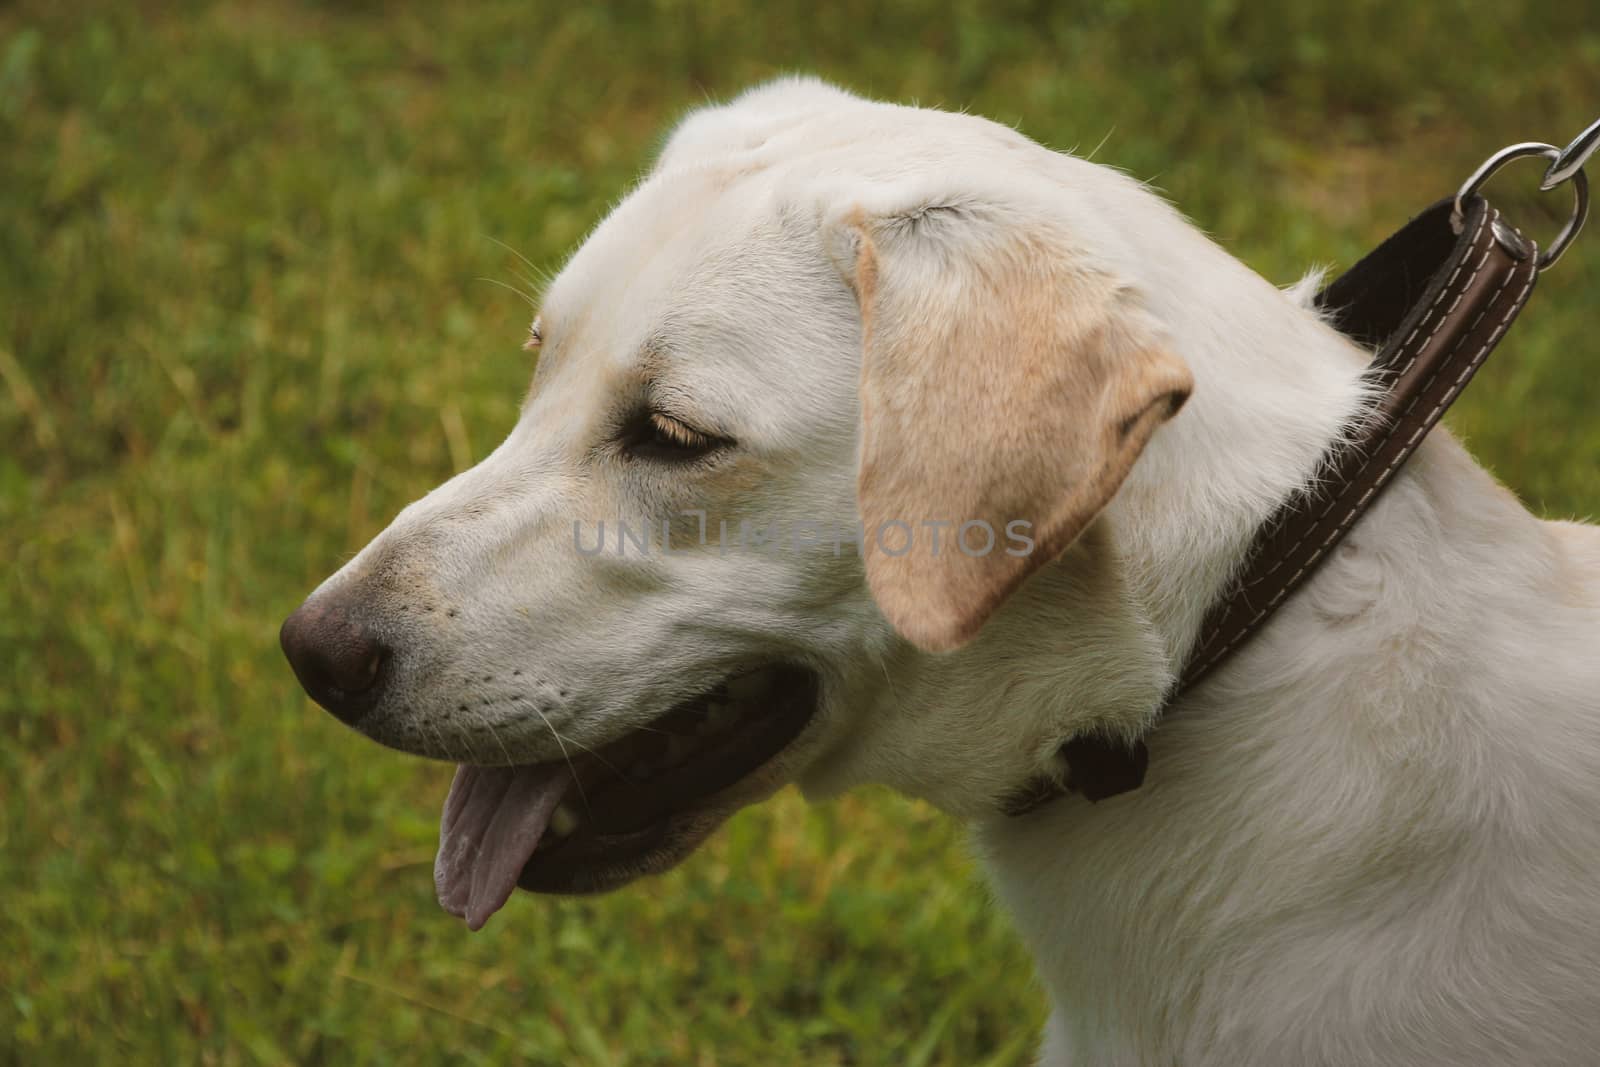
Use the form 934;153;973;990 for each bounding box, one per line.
280;78;1188;928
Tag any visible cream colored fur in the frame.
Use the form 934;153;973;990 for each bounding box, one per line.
311;78;1600;1064
839;208;1192;651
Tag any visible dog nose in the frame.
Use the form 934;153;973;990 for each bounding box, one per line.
279;597;387;724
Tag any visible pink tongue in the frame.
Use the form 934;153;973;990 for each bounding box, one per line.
435;764;572;931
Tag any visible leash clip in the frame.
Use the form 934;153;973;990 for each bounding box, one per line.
1454;119;1594;271
1540;115;1600;191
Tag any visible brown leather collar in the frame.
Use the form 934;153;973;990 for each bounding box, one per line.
1006;196;1541;814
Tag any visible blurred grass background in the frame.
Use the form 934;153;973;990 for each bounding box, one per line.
2;1;1597;1063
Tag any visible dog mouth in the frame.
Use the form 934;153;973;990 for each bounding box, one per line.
433;663;819;929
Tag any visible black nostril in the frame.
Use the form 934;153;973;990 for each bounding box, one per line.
279;598;388;725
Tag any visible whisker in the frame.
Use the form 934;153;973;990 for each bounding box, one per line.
513;268;546;296
526;703;594;814
870;648;900;708
556;731;638;786
424;720;452;761
523;702;645;808
474;275;539;310
447;719;481;765
485;235;554;289
620;722;682;737
475;709;516;766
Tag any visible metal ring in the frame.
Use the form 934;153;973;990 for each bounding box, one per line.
1455;141;1590;271
1546;167;1592;268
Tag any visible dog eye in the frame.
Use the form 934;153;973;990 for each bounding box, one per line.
621;411;727;461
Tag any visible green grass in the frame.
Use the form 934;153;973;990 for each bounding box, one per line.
3;2;1598;1063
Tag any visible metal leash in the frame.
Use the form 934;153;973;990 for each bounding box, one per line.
1454;115;1597;270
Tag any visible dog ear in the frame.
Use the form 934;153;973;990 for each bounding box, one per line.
827;198;1192;653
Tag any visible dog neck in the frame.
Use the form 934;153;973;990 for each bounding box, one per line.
1105;221;1382;676
975;422;1579;1062
964;216;1585;1057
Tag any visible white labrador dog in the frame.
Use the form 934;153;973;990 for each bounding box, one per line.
281;78;1600;1064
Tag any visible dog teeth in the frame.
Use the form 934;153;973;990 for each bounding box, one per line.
550;802;579;838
